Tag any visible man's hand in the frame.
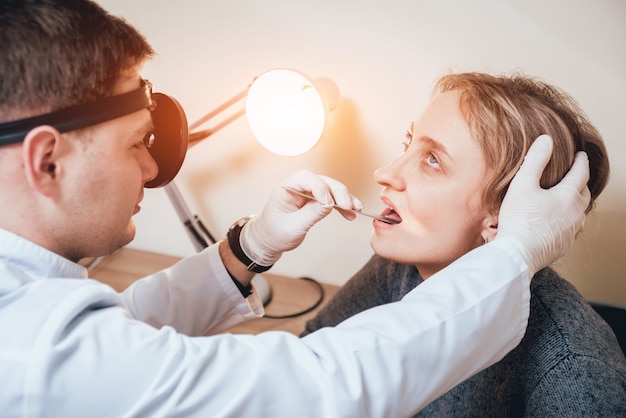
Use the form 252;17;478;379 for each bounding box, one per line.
240;170;362;267
495;134;591;275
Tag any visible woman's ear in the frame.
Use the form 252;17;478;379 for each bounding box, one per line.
22;126;63;197
481;211;499;244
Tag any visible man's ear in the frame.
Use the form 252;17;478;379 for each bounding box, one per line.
22;126;64;197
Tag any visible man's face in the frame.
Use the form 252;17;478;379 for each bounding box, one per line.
58;75;158;261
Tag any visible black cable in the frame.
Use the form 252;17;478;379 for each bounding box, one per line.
263;276;325;319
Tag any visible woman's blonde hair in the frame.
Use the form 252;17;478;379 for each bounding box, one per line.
434;72;609;215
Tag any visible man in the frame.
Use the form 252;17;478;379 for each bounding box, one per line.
0;1;591;416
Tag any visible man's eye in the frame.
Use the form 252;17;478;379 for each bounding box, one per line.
143;133;155;148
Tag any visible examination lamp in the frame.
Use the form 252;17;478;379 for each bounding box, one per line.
167;68;339;304
188;69;338;154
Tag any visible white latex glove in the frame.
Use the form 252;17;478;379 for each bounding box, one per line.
494;134;591;276
240;170;363;267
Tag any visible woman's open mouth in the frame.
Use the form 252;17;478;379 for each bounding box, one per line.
380;206;402;224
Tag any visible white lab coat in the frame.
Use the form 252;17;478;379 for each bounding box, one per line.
0;227;529;417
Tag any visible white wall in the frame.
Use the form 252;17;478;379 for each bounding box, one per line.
98;0;626;307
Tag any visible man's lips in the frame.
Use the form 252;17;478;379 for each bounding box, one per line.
134;194;143;214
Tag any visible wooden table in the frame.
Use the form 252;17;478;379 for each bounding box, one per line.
85;247;339;336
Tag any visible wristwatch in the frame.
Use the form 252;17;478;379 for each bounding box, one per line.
226;216;273;273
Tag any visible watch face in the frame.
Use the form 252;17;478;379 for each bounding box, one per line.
233;216;254;229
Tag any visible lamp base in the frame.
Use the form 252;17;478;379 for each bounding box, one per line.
253;274;273;306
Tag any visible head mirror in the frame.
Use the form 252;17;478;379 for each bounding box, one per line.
145;93;188;188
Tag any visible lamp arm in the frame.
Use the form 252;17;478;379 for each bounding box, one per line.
164;86;250;251
187;88;248;145
164;181;216;251
188;108;245;145
189;88;247;130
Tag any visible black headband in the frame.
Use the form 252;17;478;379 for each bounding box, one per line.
0;82;153;146
0;80;188;188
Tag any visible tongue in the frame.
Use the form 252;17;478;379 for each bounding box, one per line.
382;208;402;223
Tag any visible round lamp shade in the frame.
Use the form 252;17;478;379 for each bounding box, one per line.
245;69;336;156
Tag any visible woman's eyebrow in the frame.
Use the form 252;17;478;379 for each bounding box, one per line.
417;135;450;158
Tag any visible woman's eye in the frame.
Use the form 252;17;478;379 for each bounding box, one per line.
142;132;155;148
426;153;440;167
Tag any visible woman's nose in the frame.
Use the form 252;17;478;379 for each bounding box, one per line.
375;156;406;191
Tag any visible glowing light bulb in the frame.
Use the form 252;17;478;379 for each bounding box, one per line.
245;69;338;156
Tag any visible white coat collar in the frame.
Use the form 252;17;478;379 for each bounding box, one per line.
0;227;88;280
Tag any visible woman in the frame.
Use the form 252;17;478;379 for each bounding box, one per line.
303;72;626;416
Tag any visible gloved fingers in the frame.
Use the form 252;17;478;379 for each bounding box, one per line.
556;151;590;195
295;197;335;221
511;134;553;190
280;170;363;213
580;185;591;209
244;170;367;265
570;186;591;236
318;175;364;212
281;170;335;208
334;207;358;221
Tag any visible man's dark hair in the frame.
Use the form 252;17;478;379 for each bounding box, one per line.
0;0;154;122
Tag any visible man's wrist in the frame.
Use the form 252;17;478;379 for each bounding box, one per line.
218;239;254;298
227;216;274;273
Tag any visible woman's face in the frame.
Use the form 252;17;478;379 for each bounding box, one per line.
371;90;496;279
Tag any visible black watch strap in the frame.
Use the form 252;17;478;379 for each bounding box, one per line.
227;216;273;273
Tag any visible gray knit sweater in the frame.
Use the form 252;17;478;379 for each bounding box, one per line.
302;255;626;417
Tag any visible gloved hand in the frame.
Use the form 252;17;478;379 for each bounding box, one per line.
494;134;591;276
240;170;363;267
